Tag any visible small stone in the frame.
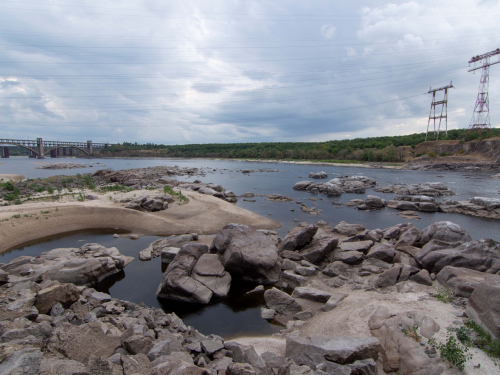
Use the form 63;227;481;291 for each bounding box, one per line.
261;308;275;320
129;234;140;239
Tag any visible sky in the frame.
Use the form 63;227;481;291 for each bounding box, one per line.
1;0;500;145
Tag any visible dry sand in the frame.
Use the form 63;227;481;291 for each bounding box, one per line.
0;174;25;182
0;189;280;252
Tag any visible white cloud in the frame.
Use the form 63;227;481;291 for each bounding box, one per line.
321;24;337;39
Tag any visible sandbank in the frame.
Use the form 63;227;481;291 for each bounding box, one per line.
0;190;280;252
0;174;25;182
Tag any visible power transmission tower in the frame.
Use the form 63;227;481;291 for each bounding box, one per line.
468;48;500;135
425;82;453;141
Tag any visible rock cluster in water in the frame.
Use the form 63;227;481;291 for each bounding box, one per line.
293;175;378;196
374;182;456;196
35;163;92;170
177;181;238;203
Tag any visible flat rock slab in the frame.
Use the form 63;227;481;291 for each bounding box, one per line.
332;250;364;265
340;240;373;253
286;335;380;367
291;287;332;303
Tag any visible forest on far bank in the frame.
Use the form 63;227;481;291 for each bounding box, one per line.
4;128;500;162
96;128;500;162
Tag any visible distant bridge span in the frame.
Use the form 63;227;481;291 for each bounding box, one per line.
0;138;114;158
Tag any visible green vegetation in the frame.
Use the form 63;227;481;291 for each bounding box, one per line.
77;192;85;202
11;214;20;219
451;320;500;360
429;334;473;371
435;288;454;303
164;185;188;203
1;181;20;201
402;324;421;342
98;128;500;162
99;184;133;192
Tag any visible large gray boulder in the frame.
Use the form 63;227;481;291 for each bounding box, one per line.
210;224;281;284
333;221;365;237
0;244;133;287
291;287;332;303
366;243;395;263
299;236;339;264
264;287;302;315
156;243;214;304
437;265;500;297
191;254;232;298
420;239;500;274
47;321;121;363
293;181;314;190
35;282;81;314
420;221;471;245
364;195;386;208
285;335;380;368
0;348;43;375
309;171;328;179
466;282;500;339
279;224;318;251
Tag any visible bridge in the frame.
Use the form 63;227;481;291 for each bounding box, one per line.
0;138;113;158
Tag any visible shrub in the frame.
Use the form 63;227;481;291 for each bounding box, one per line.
429;334;472;370
427;151;438;158
439;152;447;157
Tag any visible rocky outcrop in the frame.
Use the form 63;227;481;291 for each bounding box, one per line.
293;176;377;196
420;221;472;244
279;224;318;251
418;239;500;274
156;243;231;304
210;224;281;284
0;243;133;286
333;221;365;236
374;182;455;196
142;233;198;260
358;195;386;210
437;265;500;297
177;182;238;203
125;194;173;212
308;171;328;179
369;306;443;375
438;197;500;219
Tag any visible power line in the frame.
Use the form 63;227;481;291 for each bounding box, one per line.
0;92;428;126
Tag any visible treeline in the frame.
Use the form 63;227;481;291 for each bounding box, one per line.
97;128;500;162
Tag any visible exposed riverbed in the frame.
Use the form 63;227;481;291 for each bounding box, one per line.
1;156;499;338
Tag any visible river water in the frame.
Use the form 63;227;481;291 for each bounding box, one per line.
1;157;499;338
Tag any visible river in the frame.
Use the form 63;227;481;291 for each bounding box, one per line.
0;156;499;338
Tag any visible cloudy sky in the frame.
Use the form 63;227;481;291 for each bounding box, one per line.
1;0;500;144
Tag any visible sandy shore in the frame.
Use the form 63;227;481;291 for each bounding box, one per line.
0;189;280;253
0;173;25;182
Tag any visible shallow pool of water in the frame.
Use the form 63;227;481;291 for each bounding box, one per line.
0;229;282;339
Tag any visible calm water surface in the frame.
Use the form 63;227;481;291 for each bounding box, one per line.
1;157;499;337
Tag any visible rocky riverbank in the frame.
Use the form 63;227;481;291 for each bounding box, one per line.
1;218;499;374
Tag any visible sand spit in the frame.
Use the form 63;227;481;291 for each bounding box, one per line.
0;189;280;253
0;173;25;182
